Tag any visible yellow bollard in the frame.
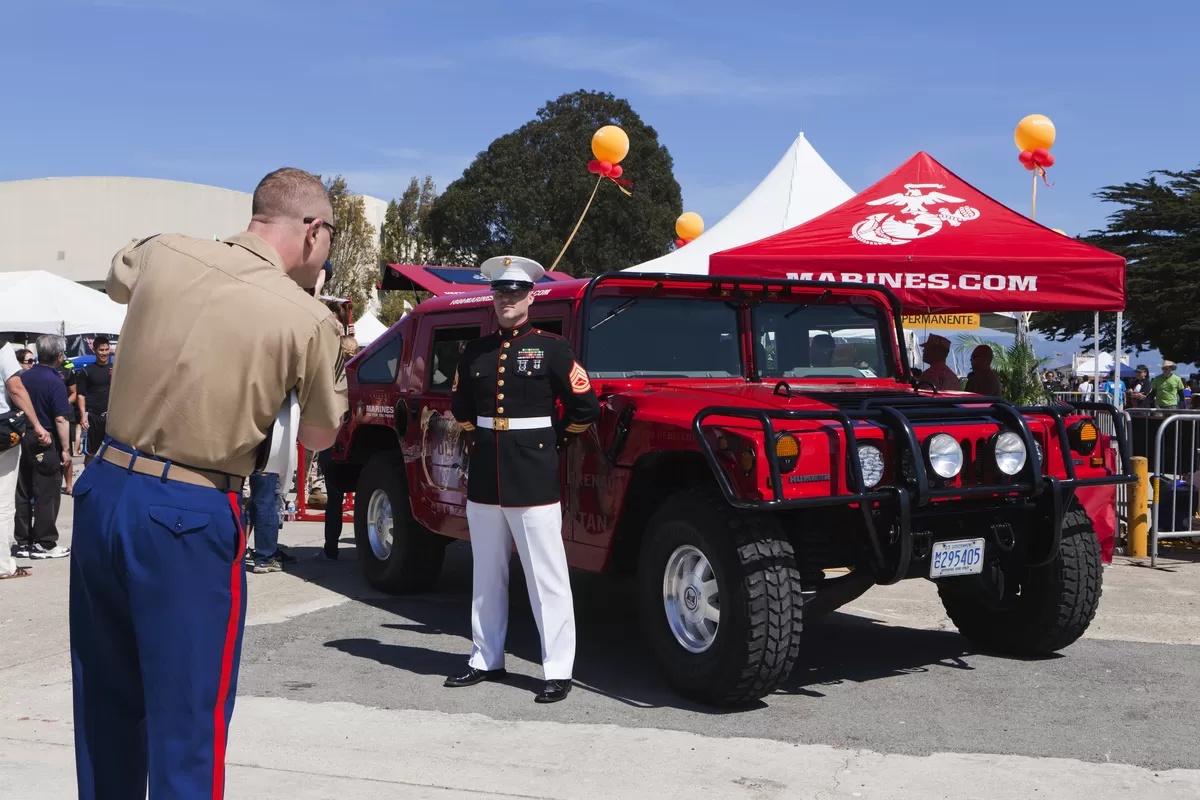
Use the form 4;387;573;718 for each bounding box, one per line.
1129;456;1149;558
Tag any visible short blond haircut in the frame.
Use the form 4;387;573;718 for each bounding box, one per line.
252;168;331;219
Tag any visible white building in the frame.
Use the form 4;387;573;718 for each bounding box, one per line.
0;176;387;289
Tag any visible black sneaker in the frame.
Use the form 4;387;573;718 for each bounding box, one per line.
30;544;71;559
275;546;298;565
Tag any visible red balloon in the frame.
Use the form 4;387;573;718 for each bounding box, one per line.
1032;147;1050;165
1018;150;1035;165
1040;153;1055;168
675;238;686;248
598;161;613;176
587;159;601;174
1023;162;1037;171
609;164;623;179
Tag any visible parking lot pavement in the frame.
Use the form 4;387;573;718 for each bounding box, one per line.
3;499;1200;798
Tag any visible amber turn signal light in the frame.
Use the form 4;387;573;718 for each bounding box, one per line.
1068;420;1099;456
775;433;800;474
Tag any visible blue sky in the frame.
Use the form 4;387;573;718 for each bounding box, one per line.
4;0;1197;367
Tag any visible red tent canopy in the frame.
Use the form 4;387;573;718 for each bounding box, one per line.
709;152;1125;313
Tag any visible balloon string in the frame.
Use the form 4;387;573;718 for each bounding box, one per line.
550;175;603;272
1038;165;1055;188
1031;168;1038;220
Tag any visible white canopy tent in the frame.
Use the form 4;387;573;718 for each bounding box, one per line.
1;270;126;336
624;133;855;275
353;311;388;347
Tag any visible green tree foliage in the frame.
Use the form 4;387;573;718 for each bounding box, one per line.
955;335;1051;404
378;290;425;327
427;90;683;277
323;175;379;311
380;175;438;266
1033;167;1200;363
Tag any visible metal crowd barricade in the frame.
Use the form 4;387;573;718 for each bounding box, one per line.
1146;411;1200;566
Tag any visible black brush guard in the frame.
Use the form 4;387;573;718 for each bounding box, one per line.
692;397;1136;584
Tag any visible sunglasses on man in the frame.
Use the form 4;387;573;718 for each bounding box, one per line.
303;217;339;243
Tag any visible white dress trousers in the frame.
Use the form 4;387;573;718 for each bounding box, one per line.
465;501;576;680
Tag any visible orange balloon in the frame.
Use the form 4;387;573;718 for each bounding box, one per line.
676;212;704;241
592;125;630;165
1015;114;1056;153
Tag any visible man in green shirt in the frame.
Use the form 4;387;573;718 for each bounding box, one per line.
1150;361;1186;409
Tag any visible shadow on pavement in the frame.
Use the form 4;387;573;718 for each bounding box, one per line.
285;538;987;712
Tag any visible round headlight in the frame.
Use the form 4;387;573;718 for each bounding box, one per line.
926;433;964;479
857;444;885;488
993;431;1027;476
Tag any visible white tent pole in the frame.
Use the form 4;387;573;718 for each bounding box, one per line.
1093;312;1101;402
1114;311;1124;409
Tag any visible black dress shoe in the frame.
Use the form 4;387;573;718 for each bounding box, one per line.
535;679;572;704
443;667;506;688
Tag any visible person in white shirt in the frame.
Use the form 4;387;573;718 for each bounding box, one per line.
918;334;961;392
1;342;53;579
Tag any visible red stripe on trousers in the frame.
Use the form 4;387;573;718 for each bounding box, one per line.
213;492;246;799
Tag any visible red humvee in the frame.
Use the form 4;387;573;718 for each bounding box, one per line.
331;267;1133;706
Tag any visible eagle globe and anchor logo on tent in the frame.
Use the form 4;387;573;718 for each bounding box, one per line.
851;183;981;246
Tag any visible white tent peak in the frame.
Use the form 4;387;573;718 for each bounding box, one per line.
353;311;389;348
625;132;855;275
1;270;126;336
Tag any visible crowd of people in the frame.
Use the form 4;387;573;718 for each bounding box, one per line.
1;334;115;578
1043;361;1198;409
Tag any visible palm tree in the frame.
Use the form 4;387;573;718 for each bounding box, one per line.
955;335;1052;405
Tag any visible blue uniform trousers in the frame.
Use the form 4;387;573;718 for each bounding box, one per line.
70;441;247;800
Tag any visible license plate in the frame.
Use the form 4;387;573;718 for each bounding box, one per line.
930;538;985;578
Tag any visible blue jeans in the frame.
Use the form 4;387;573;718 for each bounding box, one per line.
248;472;280;562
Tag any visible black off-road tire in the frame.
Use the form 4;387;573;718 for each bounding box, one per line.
638;488;803;706
354;451;446;594
938;501;1102;655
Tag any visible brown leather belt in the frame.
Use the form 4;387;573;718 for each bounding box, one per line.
102;447;244;493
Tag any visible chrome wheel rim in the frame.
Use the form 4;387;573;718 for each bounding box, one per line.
662;544;720;653
367;489;393;561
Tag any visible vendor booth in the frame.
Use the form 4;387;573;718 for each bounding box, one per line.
709;152;1125;313
708;151;1128;560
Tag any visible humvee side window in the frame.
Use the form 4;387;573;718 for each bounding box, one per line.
754;301;893;380
586;297;742;379
356;333;403;384
532;318;563;336
428;325;481;393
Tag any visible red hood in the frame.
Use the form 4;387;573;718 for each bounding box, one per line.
611;381;932;424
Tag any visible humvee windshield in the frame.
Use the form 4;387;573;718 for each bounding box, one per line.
586;297;742;378
584;294;897;381
754;299;895;380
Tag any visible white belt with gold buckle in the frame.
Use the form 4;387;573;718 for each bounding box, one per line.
476;416;553;431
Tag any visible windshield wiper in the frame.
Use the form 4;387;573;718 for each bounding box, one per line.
589;281;663;330
783;289;832;319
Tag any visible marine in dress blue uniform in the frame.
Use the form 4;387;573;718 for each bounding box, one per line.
445;256;600;703
69;168;347;799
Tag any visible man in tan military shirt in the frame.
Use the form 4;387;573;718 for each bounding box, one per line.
69;168;348;800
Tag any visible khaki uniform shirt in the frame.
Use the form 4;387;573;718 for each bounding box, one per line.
106;232;348;476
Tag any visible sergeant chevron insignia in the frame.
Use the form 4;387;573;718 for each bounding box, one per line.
569;361;591;394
